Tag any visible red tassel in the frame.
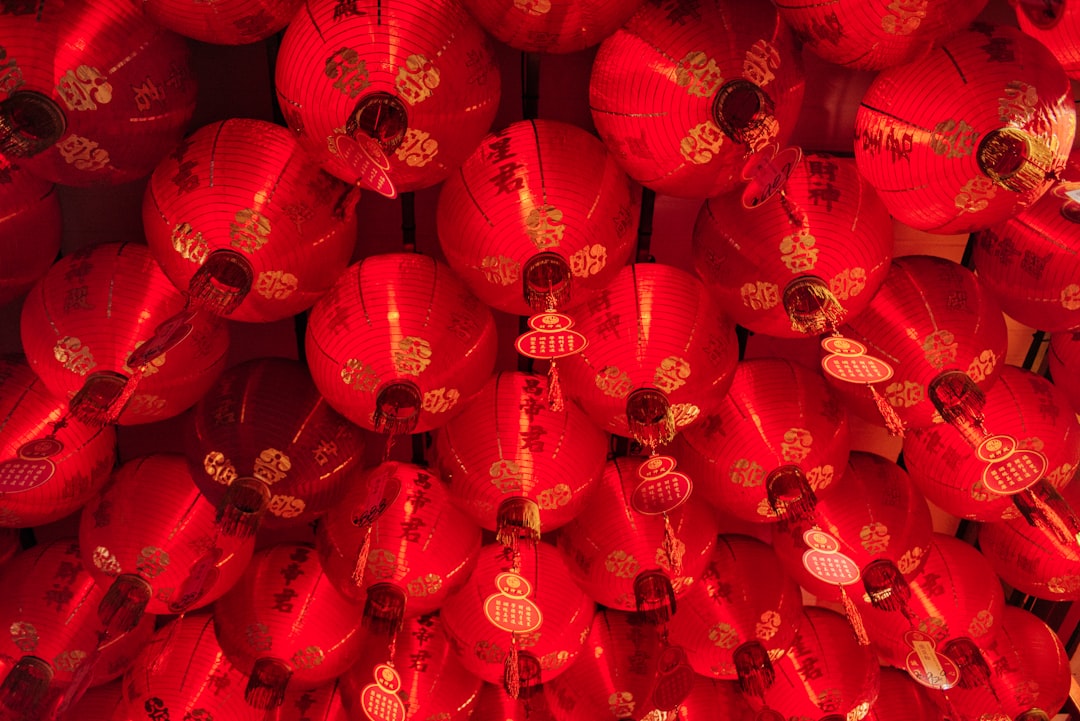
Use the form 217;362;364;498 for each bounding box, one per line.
363;583;407;637
942;637;993;692
661;513;684;578
766;465;817;522
782;276;846;336
869;384;905;437
625;387;675;453
633;570;677;625
245;657;292;710
351;526;373;587
187;248;253;316
547;361;564;413
373;380;422;437
1015;710;1051;721
503;633;521;700
496;497;542;552
840;585;870;646
0;656;53;719
861;559;911;614
1013;481;1080;550
98;574;152;637
69;370;139;427
216;477;270;538
733;641;775;700
928;370;987;447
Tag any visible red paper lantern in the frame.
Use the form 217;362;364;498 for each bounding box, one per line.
589;0;805;199
971;150;1080;333
20;242;231;426
775;0;988;71
461;0;645;53
663;535;804;687
0;540;155;720
853;24;1074;234
433;371;609;544
305;253;499;436
271;680;350;721
0;158;60;307
137;0;304;45
120;612;263;721
556;456;719;621
187;356;367;530
828;255;1009;432
556;262;739;448
143;118;360;323
866;667;944;721
744;607;879;721
440;542;594;690
771;451;934;604
856;533;1005;670
0;0;197;186
471;682;559;721
668;675;756;721
274;0;501;195
902;364;1080;522
1014;0;1080;81
317;461;483;629
544;608;664;721
673;358;851;524
1049;330;1080;414
341;613;482;721
58;679;122;721
692;153;894;339
213;542;366;710
436;118;639;317
0;356;116;528
79;454;259;623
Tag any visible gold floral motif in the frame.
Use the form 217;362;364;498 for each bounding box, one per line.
1048;574;1080;595
653;356;691;394
366;549;398;580
396;54;440;105
595;366;634;399
517;630;541;649
922;329;958;369
680;121;725;164
171;222;209;263
124;341;166;377
604;549;639;579
53;336;96;376
10;622;38;653
136;546;170;579
708;622;739;649
395;128;439;167
743;39;779;87
569;244;608;278
489;459;524;494
780;428;813;463
291;646;325;669
126;394;167;418
406;574;443;598
341;359;380;392
253;448;291;486
918;616;948;641
655;539;685;573
896;545;925;575
881;0;926;35
514;0;551;14
955;176;997;215
830;267;867;301
998;80;1038;125
525;204;566;250
393;336;433;376
966;349;998;383
674;51;724;97
806;465;834;491
535;483;572;510
1061;284;1080;310
930;119;979;158
885;379;923;409
92;546;122;576
53;650;87;673
968;609;994;637
670;403;700;429
779;229;819;273
740;281;780;310
479;255;520;286
229;208;272;253
203;451;237;485
57;135;110;171
848;702;872;721
56;66;112;111
756;610;781;640
268;494;306;518
729;458;765;488
324;47;370;98
255;270;298;300
0;45;24;95
859;522;891;554
422;387;460;414
246;622;273;651
608;692;635;719
539;649;571;671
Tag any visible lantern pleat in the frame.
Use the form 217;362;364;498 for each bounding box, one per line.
0;159;60;307
589;0;805;199
460;0;645;54
1014;1;1080;81
57;679;123;721
866;667;944;721
853;24;1075;234
664;674;757;721
471;682;559;721
137;0;304;45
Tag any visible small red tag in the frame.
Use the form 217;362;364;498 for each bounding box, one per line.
494;571;533;598
352;468;403;528
651;662;695;711
975;434;1018;463
483;593;543;633
821;336;867;356
637;455;679;481
904;630;960;690
17;438;63;460
802;528;841;553
0;457;56;494
981;448;1049;495
126;308;196;369
802;548;861;585
335;134;398;199
168;546;224;613
360;665;406;721
741;145;803;209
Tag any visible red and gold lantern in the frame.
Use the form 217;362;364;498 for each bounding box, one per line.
1049;330;1080;414
187;356;367;530
471;682;559;721
0;0;197;186
692;153;894;339
437;118;639;318
143;118;360;323
274;680;351;721
971;150;1080;333
776;0;988;71
867;667;944;721
460;0;645;53
137;0;303;45
1014;0;1080;80
669;675;756;721
58;679;122;721
556;456;718;622
305;253;499;437
433;371;609;547
673;358;850;524
213;542;365;710
828;255;1009;432
853;24;1074;234
664;535;804;692
121;612;263;721
79;454;260;625
341;613;482;721
589;0;805;199
0;356;116;528
0;158;60;307
20;241;230;426
275;0;501;195
317;461;482;632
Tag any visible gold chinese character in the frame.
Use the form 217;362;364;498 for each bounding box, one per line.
53;336;96;376
252;448;291;485
393;336;433;376
525;204;565;249
229;208;271;253
479;255;520;286
171;222;209;263
56;65;112;111
955;176;996;214
740;280;780;310
998;80;1038;125
394;128;439;167
569;244;608;278
966;349;998;383
324;47;370;98
488;459;523;493
675;51;724;97
341;358;380;392
829;267;867;301
268;494;306;518
680;120;725;164
396;54;440;105
708;622;739;649
604;549;639;579
594;366;633;399
514;0;551;14
780;427;813;463
881;0;927;35
422;387;460;413
653;355;691;393
203;451;237;485
779;228;819;273
130;76;164;112
743;40;779;87
255;270;298;300
921;329;958;369
56;135;110;172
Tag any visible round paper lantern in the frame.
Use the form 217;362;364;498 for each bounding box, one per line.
58;679;122;721
121;613;263;721
0;158;60;307
664;535;804;690
776;0;988;71
673;358;851;524
0;355;116;528
1014;0;1080;80
853;24;1074;234
143;118;360;323
317;461;482;630
341;613;482;721
187;356;367;530
471;682;559;721
692;153;894;339
829;255;1009;433
213;542;365;710
556;262;739;449
866;667;944;721
79;454;259;625
771;451;934;604
0;0;197;186
436;118;639;317
20;241;231;426
556;456;719;621
745;607;879;721
305;253;499;437
275;0;501;195
0;540;155;721
856;533;1005;670
669;675;756;721
544;608;665;721
902;364;1080;522
589;0;805;199
440;542;594;693
274;680;350;721
433;371;609;545
933;606;1070;721
137;0;304;44
971;150;1080;333
1049;330;1080;414
460;0;645;53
